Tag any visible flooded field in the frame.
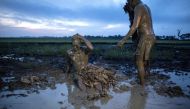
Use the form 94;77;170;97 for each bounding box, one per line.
0;55;190;109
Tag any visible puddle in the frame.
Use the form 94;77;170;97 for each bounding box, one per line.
1;54;24;62
1;83;190;109
169;71;190;89
0;84;69;109
145;86;190;109
1;77;16;83
0;55;43;64
151;69;190;95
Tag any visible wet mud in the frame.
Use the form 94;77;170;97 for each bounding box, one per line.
0;55;190;109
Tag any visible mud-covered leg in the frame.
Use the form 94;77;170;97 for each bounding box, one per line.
144;39;155;78
144;60;150;78
136;55;145;87
73;70;86;91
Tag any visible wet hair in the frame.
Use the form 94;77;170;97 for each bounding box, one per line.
72;34;80;40
72;34;82;48
127;0;141;8
123;2;132;13
133;0;141;5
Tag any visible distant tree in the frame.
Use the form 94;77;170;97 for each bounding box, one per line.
164;35;177;40
155;36;161;40
177;29;182;39
177;29;181;37
180;33;190;40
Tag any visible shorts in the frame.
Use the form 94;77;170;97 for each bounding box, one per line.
135;34;156;61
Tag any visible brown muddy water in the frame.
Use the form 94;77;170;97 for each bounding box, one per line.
0;55;190;109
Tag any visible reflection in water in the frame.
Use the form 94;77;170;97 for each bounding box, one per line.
66;75;100;109
1;82;190;109
127;85;147;109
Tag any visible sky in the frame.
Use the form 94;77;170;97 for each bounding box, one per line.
0;0;190;37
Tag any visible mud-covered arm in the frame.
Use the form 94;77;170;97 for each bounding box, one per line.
79;36;94;51
117;6;142;47
64;50;72;73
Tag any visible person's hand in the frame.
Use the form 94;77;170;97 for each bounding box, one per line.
117;41;124;48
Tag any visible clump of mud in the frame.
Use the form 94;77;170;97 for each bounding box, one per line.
154;85;184;97
77;64;116;99
0;56;66;94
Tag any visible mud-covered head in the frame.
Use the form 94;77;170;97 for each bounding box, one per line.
127;0;142;9
72;34;82;50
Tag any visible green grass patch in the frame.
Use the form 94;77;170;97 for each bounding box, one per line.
1;37;190;44
102;47;134;60
0;43;71;56
0;39;189;61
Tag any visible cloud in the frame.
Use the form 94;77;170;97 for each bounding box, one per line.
42;0;125;9
0;17;84;32
103;24;123;29
144;0;190;23
0;0;127;23
0;0;74;19
0;0;190;36
52;19;90;27
0;25;75;37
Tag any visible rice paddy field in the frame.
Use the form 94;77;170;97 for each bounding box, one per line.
0;37;190;61
0;37;190;109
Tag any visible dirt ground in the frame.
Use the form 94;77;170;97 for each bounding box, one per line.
0;55;190;109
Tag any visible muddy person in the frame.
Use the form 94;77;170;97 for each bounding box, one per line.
117;0;156;86
65;33;93;87
65;34;115;96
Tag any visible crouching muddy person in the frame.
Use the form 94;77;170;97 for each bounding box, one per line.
117;0;156;86
65;33;115;98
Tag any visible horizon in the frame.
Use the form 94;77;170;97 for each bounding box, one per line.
0;34;187;38
0;0;190;37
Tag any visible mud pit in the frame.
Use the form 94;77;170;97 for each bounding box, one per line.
0;55;190;109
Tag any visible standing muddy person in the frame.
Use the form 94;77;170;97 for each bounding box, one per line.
117;0;156;86
65;33;115;98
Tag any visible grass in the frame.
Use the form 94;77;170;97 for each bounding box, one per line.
90;44;135;60
150;48;175;61
0;37;71;43
1;37;190;44
0;43;71;56
0;38;190;61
